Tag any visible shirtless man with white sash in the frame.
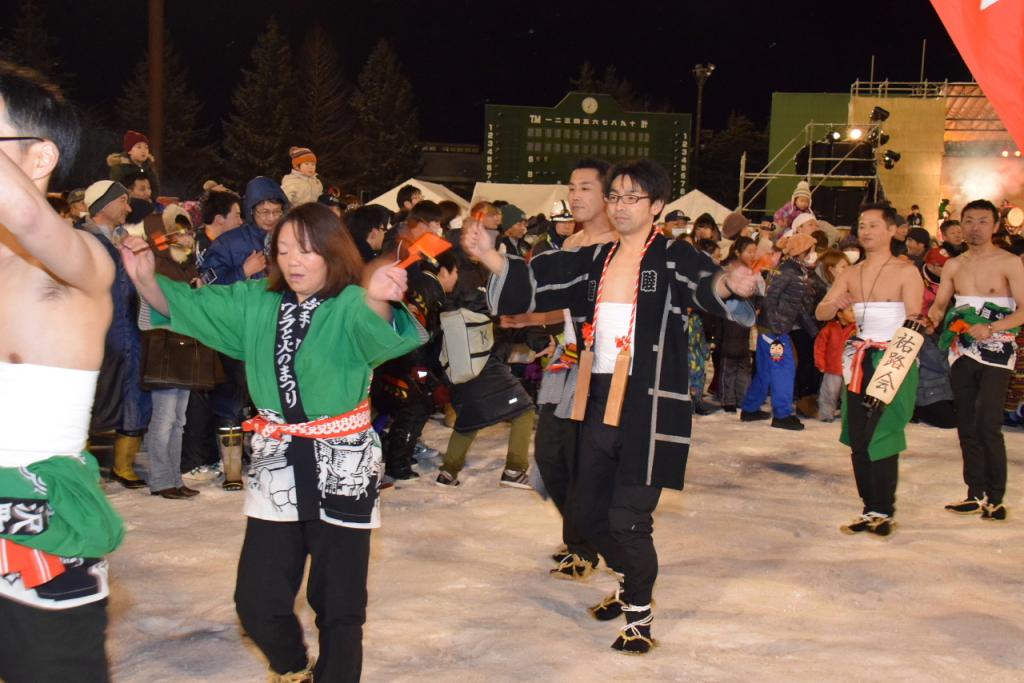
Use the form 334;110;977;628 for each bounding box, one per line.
817;203;924;537
0;64;124;682
929;199;1024;521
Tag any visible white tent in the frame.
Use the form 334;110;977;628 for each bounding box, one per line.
368;178;469;212
662;189;732;225
470;182;569;218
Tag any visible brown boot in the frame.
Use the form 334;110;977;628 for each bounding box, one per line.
795;395;819;419
111;434;147;489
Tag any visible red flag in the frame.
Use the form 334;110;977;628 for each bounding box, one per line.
930;0;1024;149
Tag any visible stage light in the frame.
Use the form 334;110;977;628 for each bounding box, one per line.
866;129;889;146
1002;150;1010;158
882;150;901;170
1016;151;1022;158
848;128;863;141
869;106;890;123
827;129;841;142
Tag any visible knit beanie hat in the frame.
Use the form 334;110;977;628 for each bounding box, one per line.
123;130;149;154
289;146;317;169
500;204;526;231
792;180;812;204
783;233;816;257
722;212;750;239
85;180;129;217
791;212;817;233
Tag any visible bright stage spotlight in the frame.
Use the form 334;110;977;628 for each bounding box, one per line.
1002;150;1010;158
1016;151;1022;158
848;128;863;141
882;150;901;170
826;128;841;142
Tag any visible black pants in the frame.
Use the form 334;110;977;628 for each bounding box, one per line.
235;518;370;682
845;388;899;516
573;375;662;606
913;400;957;429
951;357;1012;505
0;597;109;682
791;328;822;399
534;404;598;564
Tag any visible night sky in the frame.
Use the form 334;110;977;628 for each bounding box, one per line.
0;0;970;142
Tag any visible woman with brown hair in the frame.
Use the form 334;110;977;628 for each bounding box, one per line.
119;202;425;683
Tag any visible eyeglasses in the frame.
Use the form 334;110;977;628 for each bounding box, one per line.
604;193;650;205
254;208;284;218
0;136;44;143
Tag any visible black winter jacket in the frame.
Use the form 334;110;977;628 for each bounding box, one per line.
757;258;818;337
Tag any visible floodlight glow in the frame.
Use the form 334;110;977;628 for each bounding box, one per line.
1002;150;1010;158
848;128;863;141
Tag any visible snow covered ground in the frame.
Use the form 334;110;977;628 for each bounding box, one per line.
104;414;1024;682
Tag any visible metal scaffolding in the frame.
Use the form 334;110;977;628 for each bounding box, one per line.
738;121;882;213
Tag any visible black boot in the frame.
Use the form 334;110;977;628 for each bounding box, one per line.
611;604;656;655
383;428;419;480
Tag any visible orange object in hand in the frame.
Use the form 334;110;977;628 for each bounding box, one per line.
397;233;452;269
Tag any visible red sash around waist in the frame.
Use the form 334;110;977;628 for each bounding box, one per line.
242;400;372;441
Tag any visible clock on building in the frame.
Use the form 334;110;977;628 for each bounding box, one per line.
581;97;599;114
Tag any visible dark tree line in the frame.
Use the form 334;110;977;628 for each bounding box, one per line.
2;6;422;197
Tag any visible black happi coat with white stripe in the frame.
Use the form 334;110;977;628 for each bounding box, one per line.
488;232;755;490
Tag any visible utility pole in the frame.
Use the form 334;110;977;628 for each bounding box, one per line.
692;63;715;170
148;0;164;180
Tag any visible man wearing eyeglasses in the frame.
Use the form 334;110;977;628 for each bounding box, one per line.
0;62;125;682
196;177;289;490
464;159;758;655
200;176;289;286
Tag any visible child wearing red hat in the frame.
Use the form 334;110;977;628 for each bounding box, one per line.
108;130;161;197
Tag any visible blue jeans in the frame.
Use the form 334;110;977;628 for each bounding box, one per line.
741;333;796;418
145;388;190;492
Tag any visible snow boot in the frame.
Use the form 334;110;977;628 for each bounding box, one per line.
218;425;244;491
589;581;626;621
383;428;419;480
111;434;147;489
611;603;656;655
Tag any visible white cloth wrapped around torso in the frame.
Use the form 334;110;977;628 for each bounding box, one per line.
853;302;906;342
0;361;97;467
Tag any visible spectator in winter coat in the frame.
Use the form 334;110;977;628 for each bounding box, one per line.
497;204;528;257
740;233;819;430
79;180;152;487
199;176;288;285
905;227;931;270
717;237;761;412
346;204;390;263
280;146;323;206
109;130;160;197
773;180;812;234
814;305;855;422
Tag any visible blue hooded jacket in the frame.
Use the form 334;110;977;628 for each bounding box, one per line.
199;176;288;285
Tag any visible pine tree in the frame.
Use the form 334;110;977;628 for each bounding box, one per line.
0;0;60;78
570;61;667;112
694;114;768;207
350;39;421;196
222;18;295;186
294;25;353;185
116;39;218;196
